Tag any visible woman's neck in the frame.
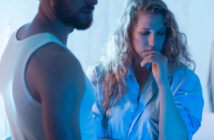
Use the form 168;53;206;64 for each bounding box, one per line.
133;64;151;87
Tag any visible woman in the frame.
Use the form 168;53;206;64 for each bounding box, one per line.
89;0;204;139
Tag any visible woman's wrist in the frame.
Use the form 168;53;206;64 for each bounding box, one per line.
157;78;171;92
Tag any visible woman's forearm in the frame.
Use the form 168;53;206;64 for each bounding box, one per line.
158;81;188;140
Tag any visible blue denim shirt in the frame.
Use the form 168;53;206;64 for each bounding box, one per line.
91;66;204;140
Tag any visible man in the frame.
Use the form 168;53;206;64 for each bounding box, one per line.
0;0;97;139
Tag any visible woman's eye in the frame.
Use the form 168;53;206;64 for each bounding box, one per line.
157;30;166;36
141;31;150;35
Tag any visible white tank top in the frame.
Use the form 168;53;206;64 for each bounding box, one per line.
0;30;96;140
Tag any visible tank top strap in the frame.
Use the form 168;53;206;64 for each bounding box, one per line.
11;32;68;107
13;32;66;51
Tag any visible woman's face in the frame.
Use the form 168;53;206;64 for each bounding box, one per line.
132;13;166;59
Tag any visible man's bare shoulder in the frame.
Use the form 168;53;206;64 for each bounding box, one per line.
26;43;85;103
31;43;81;69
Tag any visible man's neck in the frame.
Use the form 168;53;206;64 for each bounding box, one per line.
19;9;74;45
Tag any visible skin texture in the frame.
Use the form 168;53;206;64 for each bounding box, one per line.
17;0;97;139
48;0;97;29
132;13;188;140
132;13;167;91
132;13;166;58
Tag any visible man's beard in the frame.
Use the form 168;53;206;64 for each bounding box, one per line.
55;10;93;30
69;14;93;30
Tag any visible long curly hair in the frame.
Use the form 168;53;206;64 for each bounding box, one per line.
91;0;195;136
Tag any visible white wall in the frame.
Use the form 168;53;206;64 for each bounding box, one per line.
188;0;214;113
68;0;128;70
164;0;214;112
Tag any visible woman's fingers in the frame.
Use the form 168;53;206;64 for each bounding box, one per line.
140;55;160;67
140;50;167;67
142;50;162;57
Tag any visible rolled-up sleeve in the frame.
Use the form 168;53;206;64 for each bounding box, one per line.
171;68;204;139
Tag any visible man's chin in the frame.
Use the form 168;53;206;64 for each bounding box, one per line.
75;21;92;30
75;16;93;30
69;16;93;30
58;13;93;30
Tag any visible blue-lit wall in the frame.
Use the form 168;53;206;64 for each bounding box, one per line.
0;0;213;139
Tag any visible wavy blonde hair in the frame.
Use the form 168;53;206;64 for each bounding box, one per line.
91;0;195;135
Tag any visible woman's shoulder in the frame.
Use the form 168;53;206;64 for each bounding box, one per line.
87;63;106;104
172;65;199;80
170;65;202;92
87;62;106;84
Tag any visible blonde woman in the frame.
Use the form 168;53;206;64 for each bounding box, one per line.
89;0;204;139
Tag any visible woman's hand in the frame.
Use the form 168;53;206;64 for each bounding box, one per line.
140;50;168;86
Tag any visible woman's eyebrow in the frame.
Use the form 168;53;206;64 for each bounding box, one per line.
157;27;166;30
140;27;166;30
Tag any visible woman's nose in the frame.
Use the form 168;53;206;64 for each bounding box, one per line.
148;33;155;48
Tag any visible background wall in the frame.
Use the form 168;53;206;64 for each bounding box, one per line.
0;0;213;139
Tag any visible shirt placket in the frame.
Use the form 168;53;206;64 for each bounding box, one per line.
126;74;154;139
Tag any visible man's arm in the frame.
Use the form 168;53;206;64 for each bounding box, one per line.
26;44;85;140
